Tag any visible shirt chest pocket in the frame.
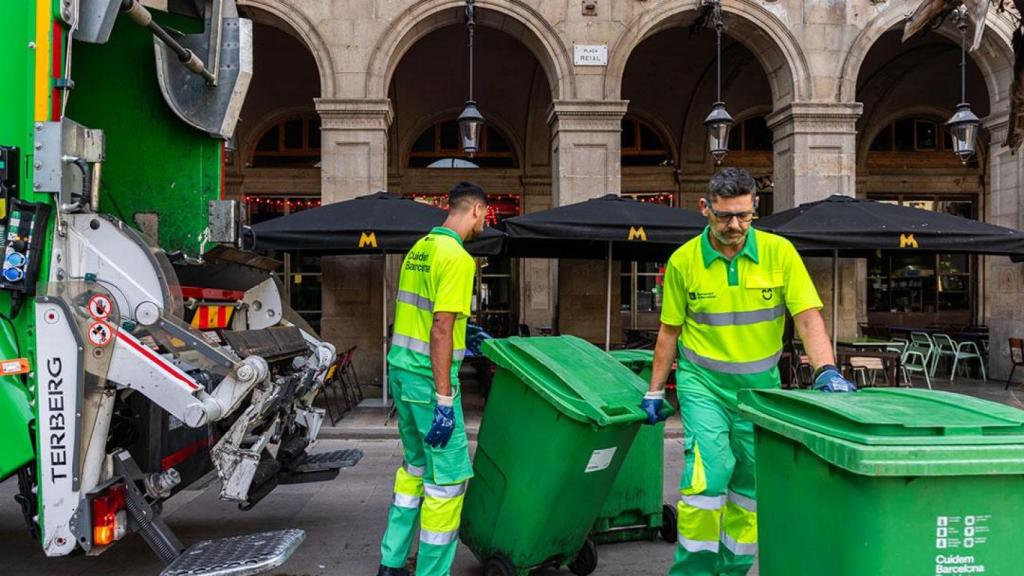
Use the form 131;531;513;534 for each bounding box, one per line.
745;271;784;304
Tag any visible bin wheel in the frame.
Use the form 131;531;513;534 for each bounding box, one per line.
660;504;677;544
484;555;516;576
568;537;598;576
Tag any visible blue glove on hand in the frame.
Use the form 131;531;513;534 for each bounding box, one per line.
813;365;857;393
424;396;456;448
640;391;669;425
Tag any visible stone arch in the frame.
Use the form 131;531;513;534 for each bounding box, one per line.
856;105;981;171
398;107;525;169
238;0;335;97
839;3;1015;114
606;0;810;105
366;0;572;100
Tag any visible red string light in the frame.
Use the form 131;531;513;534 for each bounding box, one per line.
245;195;322;211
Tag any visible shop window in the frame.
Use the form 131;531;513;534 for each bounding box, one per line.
250;116;321;168
407;121;517;169
621;116;672;167
869;116;979;168
866;195;976;318
245;195;323;332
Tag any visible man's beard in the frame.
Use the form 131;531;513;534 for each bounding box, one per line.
711;227;744;246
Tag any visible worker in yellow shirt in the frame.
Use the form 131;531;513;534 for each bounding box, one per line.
640;168;855;575
378;182;487;576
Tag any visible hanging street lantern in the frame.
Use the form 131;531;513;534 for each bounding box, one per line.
704;0;733;165
459;0;485;156
946;4;980;164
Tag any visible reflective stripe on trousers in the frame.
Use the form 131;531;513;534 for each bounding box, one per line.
722;491;758;556
391;464;424;509
419;482;467;546
392;333;466;361
676;493;758;556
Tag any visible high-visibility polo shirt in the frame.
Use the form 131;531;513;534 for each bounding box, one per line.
387;227;476;381
660;226;822;409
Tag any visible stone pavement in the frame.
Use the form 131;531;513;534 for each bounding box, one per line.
1;377;1019;575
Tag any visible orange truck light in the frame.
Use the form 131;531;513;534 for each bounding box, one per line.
91;483;127;546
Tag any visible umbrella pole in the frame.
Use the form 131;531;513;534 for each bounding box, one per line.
832;250;838;357
606;242;612;352
382;253;389;410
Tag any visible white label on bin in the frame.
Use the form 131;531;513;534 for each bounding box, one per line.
933;514;991;573
585;447;617;473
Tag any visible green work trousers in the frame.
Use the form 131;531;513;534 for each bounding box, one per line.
379;368;473;576
671;389;758;576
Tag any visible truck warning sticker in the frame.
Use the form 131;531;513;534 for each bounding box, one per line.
87;321;113;348
87;294;113;320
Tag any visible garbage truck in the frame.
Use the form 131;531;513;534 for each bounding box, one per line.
1;1;360;574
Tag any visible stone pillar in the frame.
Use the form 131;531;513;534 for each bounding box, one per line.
519;177;555;334
982;114;1024;380
316;99;393;390
547;100;628;345
767;102;863;341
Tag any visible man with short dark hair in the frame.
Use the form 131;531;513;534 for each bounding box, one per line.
640;167;855;576
377;181;487;576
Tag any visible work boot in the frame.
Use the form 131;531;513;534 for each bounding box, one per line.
376;565;409;576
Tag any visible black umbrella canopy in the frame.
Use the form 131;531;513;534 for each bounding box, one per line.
754;195;1024;258
498;194;708;261
251;191;504;256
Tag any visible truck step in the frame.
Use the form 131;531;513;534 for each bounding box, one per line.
160;529;305;576
278;448;363;485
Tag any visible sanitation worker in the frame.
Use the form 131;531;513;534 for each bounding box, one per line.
640;167;856;576
377;181;487;576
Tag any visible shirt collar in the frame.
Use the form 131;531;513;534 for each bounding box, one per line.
430;226;465;247
700;226;759;268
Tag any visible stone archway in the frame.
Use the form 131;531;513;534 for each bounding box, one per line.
365;0;572;101
606;0;809;107
238;0;335;97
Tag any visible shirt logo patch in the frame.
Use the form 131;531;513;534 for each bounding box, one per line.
688;291;716;301
761;288;774;301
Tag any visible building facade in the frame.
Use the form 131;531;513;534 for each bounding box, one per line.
221;0;1024;385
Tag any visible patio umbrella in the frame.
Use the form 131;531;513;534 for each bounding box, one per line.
499;194;707;350
251;191;505;407
754;195;1024;348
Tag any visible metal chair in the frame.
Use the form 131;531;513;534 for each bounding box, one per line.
932;334;986;382
1006;338;1024;390
900;338;933;389
848;356;885;388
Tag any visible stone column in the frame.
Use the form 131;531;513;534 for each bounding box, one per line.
547;100;628;345
315;98;393;390
982;113;1024;380
767;102;863;342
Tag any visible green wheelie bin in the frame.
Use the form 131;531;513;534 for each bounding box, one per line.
596;349;676;544
738;388;1024;576
461;336;648;576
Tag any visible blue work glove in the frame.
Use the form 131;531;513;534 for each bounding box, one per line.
424;395;456;448
813;365;857;393
640;391;669;425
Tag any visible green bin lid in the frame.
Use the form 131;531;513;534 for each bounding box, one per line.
482;335;648;426
738;389;1024;476
607;349;654;372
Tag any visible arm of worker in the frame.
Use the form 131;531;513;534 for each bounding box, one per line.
425;312;457;447
640;323;682;425
793;308;856;393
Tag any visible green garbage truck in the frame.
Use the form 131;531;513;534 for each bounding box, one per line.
1;2;359;574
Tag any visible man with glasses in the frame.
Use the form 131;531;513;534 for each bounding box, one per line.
639;167;855;576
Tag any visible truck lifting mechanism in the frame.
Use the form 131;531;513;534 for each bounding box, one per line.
2;1;362;574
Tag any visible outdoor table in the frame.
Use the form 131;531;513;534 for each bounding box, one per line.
836;348;903;387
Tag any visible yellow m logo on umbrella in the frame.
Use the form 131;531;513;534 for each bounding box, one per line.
899;233;918;249
359;231;378;248
627;226;647;241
